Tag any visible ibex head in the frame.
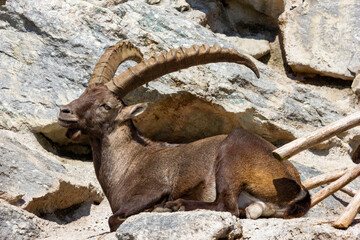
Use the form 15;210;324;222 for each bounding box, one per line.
58;41;260;141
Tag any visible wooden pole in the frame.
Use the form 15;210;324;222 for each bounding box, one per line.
332;189;360;229
302;168;347;190
301;168;357;197
340;186;357;198
311;164;360;208
272;111;360;161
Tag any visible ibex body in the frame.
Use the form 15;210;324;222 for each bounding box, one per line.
58;42;310;231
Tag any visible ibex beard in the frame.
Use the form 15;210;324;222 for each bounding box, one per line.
58;41;310;232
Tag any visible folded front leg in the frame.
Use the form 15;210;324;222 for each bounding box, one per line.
164;198;217;212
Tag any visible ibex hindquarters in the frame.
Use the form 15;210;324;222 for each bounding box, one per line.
164;129;311;219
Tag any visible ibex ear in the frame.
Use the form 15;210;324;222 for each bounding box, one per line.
117;103;148;122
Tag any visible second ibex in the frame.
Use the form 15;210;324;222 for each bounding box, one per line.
58;41;311;232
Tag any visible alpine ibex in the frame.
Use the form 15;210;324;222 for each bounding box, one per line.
58;41;310;232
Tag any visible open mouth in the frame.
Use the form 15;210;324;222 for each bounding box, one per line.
65;128;82;142
58;117;82;142
58;117;78;127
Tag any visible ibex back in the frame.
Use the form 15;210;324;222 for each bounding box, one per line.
58;41;310;232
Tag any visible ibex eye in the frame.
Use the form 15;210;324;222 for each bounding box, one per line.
102;104;111;111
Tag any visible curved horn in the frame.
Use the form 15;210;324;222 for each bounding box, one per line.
88;41;143;85
105;44;260;98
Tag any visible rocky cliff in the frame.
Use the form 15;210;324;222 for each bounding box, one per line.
0;0;359;239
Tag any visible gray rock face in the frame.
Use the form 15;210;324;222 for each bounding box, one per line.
279;0;360;80
0;0;356;147
0;130;103;216
0;200;42;240
116;210;242;240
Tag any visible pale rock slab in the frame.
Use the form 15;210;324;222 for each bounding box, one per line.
279;0;360;80
116;210;242;240
0;130;103;216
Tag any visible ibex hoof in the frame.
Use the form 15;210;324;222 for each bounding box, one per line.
164;199;185;211
153;207;173;213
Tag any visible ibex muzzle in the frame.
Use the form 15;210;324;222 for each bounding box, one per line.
58;41;310;232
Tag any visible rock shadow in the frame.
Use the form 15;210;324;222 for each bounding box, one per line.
34;132;92;161
40;201;95;225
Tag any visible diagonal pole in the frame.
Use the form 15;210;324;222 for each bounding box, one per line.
302;168;347;190
332;189;360;229
310;164;360;208
273;111;360;161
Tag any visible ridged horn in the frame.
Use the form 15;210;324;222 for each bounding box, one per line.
88;41;143;85
105;44;260;98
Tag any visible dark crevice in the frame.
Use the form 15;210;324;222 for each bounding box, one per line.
277;30;294;77
294;75;352;89
20;14;42;35
34;132;92;161
40;202;93;224
258;52;271;64
236;23;278;42
0;11;41;35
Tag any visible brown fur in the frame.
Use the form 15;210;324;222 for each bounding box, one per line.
58;84;310;232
